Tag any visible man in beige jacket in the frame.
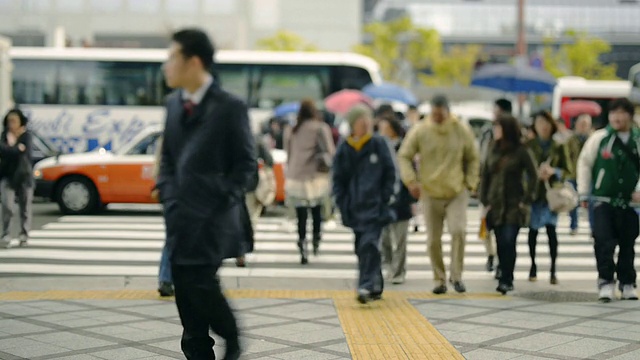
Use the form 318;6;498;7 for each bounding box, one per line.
398;95;480;294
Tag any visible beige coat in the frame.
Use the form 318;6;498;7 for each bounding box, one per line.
398;115;480;199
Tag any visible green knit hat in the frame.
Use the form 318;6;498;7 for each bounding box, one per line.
346;104;373;128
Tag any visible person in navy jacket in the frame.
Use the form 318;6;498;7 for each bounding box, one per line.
332;104;397;304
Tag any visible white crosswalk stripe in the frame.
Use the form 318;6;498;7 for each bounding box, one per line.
0;208;627;281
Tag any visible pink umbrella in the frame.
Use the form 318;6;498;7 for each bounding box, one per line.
324;90;373;114
561;100;602;120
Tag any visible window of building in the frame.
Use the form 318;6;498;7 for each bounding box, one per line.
56;0;84;13
128;0;159;13
91;0;123;13
165;0;197;14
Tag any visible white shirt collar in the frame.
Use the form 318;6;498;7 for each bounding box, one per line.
181;74;213;105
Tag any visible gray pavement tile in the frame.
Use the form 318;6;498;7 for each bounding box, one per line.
230;299;295;311
605;312;640;323
26;332;115;350
413;303;492;318
554;324;614;338
145;340;182;354
459;315;514;326
239;315;291;328
0;303;51;316
463;348;522;360
253;303;333;317
497;333;582;352
118;305;178;318
67;300;165;308
523;303;620;317
446;326;526;344
247;321;335;338
501;319;560;330
579;319;629;330
243;338;289;354
271;349;343;360
510;356;560;360
605;330;640;342
85;325;141;336
26;302;89;312
321;342;351;354
615;324;640;334
3;343;70;358
31;313;84;323
0;337;47;350
541;338;627;358
58;318;110;328
126;321;183;335
609;349;640;360
433;321;486;332
0;319;53;335
48;356;104;360
109;330;177;342
276;328;346;343
91;348;165;360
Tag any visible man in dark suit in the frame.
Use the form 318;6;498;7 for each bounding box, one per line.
157;28;255;360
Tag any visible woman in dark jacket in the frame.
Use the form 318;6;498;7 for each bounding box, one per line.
378;116;415;285
0;109;34;249
526;111;570;285
480;115;538;294
332;105;397;304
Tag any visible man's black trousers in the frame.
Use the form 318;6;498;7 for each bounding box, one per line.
172;264;239;359
592;202;639;287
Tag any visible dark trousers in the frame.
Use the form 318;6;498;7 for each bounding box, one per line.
296;206;322;241
528;225;558;274
494;224;520;286
592;202;639;287
172;265;239;360
354;227;384;294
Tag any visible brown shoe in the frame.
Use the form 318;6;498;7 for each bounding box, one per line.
236;256;246;268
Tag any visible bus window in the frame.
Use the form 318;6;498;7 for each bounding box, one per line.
215;64;251;101
252;65;329;108
12;60;58;105
332;66;374;92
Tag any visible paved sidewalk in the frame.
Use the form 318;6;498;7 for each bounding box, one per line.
0;284;639;360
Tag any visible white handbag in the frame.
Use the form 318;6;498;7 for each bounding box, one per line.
255;167;276;206
545;181;579;213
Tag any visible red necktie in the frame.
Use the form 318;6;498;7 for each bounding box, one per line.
183;100;195;116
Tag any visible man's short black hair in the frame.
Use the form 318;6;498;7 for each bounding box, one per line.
431;94;449;108
408;104;418;111
609;98;635;117
172;28;215;70
495;98;512;114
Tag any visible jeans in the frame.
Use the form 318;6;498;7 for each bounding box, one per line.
355;227;384;294
494;224;520;285
592;202;639;287
0;180;33;238
158;242;172;284
568;180;578;230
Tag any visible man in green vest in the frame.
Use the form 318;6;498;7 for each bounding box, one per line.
578;98;640;302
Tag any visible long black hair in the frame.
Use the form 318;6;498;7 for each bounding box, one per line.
494;115;521;151
3;109;28;130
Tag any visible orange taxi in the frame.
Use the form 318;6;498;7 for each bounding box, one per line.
34;126;287;215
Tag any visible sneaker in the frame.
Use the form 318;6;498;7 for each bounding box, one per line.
450;280;467;293
620;284;639;301
599;283;615;303
0;236;11;249
432;284;447;295
158;282;174;297
18;234;28;247
391;277;405;285
356;288;371;304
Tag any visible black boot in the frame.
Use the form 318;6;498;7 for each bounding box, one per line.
529;264;537;282
486;255;495;272
297;239;308;265
312;234;321;256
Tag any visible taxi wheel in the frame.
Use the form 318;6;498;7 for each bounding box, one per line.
55;176;101;215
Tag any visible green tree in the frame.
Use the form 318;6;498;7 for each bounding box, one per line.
354;16;479;87
543;33;618;80
256;30;317;51
420;45;482;86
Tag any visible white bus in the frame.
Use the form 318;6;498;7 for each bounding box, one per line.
628;62;640;106
9;47;382;153
552;76;631;129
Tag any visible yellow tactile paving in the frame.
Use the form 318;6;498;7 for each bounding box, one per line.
0;289;504;358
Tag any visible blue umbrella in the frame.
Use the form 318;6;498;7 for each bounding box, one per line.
471;63;557;93
273;102;300;118
362;83;418;105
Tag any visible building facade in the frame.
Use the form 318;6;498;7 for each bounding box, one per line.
0;0;362;51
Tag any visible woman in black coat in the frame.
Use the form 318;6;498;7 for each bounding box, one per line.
0;109;34;249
